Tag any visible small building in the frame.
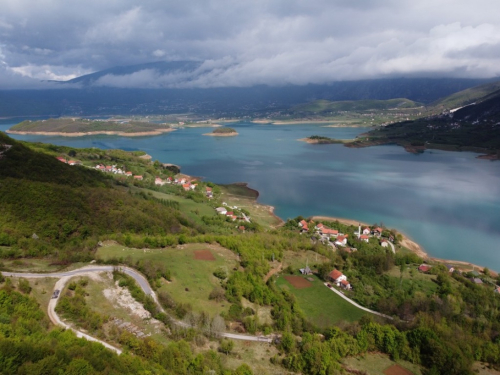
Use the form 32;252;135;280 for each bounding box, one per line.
329;269;347;285
133;175;143;181
298;220;308;228
125;171;132;176
494;286;500;294
362;227;371;235
315;223;324;230
56;156;67;163
155;177;165;186
340;279;351;290
238;226;245;232
445;264;455;273
360;234;369;243
418;264;432;273
373;227;383;237
380;239;389;248
216;207;227;215
335;235;348;247
299;266;312;275
472;278;483;284
321;228;339;237
206;186;213;197
182;183;191;191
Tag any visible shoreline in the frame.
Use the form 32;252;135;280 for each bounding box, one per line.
6;128;176;137
203;132;238;137
310;215;496;273
252;120;344;125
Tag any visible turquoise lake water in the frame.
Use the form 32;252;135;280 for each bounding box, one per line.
1;119;500;271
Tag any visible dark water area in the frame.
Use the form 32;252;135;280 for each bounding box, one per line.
2;119;500;271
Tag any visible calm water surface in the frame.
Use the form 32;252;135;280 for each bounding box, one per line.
2;119;499;270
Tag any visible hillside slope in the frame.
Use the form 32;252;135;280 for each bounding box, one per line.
0;132;190;260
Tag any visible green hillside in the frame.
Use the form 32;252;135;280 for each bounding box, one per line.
0;132;191;261
430;79;500;112
292;98;422;113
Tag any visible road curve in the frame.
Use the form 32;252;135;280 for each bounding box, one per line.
4;265;272;351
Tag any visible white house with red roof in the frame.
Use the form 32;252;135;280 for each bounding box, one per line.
335;235;348;247
360;234;369;243
362;227;371;235
374;227;383;237
125;171;132;176
298;219;308;227
315;223;324;230
329;269;347;285
340;279;352;290
380;239;389;248
182;183;191;191
155;177;166;186
57;156;67;163
190;183;197;190
418;264;432;273
133;175;143;181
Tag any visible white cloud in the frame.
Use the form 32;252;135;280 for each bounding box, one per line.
1;1;500;88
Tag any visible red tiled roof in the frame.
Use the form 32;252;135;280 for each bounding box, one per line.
360;235;369;240
341;279;350;286
374;227;383;232
206;187;212;191
239;226;245;230
299;220;308;226
226;211;234;216
418;264;431;272
329;269;343;280
337;235;347;242
322;228;338;235
316;223;324;228
133;175;143;179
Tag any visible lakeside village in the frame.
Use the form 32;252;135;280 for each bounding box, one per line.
54;154;500;296
56;156;253;230
296;219;500;296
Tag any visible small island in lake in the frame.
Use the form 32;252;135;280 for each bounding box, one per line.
7;118;176;137
299;135;351;144
203;127;238;136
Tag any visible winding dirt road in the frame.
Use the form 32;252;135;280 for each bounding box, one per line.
4;265;272;354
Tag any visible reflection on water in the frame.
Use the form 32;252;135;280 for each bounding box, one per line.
2;120;500;270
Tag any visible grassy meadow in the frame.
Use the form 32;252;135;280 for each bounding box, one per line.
95;242;239;316
276;274;366;328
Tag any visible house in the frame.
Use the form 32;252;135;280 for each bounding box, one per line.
216;207;227;215
133;175;143;181
226;211;234;216
335;235;348;247
56;156;67;163
472;278;483;284
190;183;197;190
362;227;371;235
230;215;238;221
321;228;339;237
342;247;357;253
418;264;432;273
374;227;383;237
360;234;369;243
105;165;113;172
494;286;500;294
155;177;165;186
445;264;455;273
182;183;191;191
299;266;312;275
315;223;324;230
380;240;389;248
125;171;132;176
298;220;308;228
329;269;347;285
206;187;213;197
238;226;245;232
340;279;351;290
166;177;173;183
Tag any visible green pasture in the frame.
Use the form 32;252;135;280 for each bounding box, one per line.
96;243;238;316
342;352;422;375
276;274;366;328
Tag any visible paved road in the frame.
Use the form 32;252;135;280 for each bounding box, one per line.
4;265;272;352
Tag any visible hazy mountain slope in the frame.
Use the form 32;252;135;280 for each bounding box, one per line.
430;79;500;111
291;98;422;113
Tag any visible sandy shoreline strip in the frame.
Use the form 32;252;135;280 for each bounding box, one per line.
6;128;176;137
203;132;238;136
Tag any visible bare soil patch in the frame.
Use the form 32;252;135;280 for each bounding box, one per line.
284;275;313;289
384;364;414;375
194;249;216;261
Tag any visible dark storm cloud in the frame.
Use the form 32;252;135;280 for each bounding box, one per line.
1;0;499;88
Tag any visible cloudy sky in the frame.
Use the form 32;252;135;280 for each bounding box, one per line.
1;0;500;88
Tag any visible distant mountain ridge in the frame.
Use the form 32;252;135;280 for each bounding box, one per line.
0;60;497;117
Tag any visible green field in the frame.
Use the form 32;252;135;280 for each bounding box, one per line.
276;274;366;328
96;243;238;316
131;186;216;225
342;352;422;375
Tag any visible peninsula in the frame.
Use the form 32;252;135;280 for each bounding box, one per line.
203;127;238;136
7;118;176;137
298;135;349;144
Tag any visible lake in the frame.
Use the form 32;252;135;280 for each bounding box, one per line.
2;119;500;271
